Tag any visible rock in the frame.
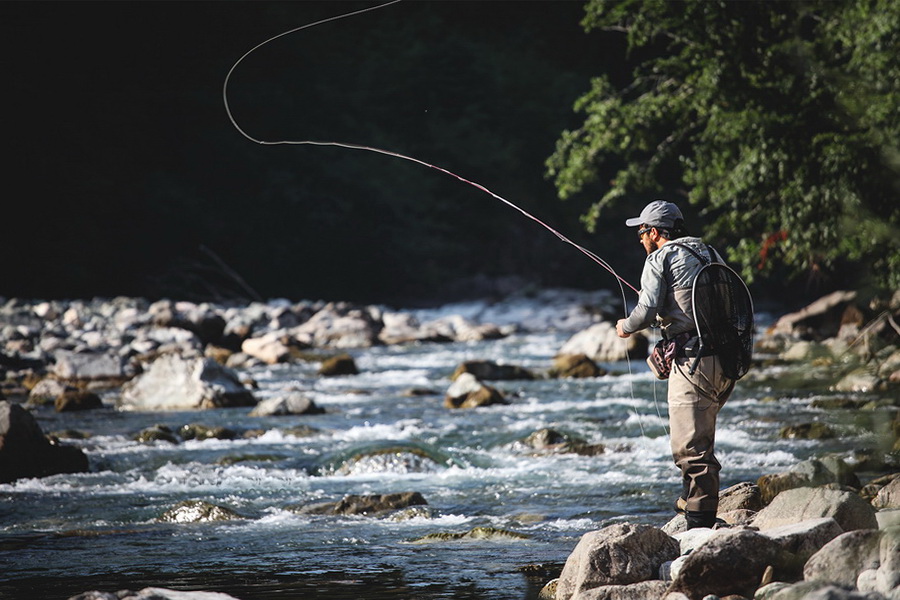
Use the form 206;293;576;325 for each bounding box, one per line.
760;517;844;563
249;393;324;416
177;424;238;441
55;389;103;412
759;458;861;504
550;353;608;378
318;353;359;376
294;492;427;516
751;487;878;532
378;312;448;344
51;349;124;380
134;425;179;444
758;472;811;505
27;377;74;406
538;579;558;600
556;523;680;599
834;367;883;393
118;354;256;411
68;587;241;600
779;422;835;440
158;500;243;523
451;359;534;381
573;580;670;600
291;302;381;348
520;428;605;456
444;372;507;409
719;482;764;512
856;527;900;597
0;401;89;483
0;400;88;483
329;445;448;476
719;509;758;527
559;322;649;362
770;290;858;340
757;581;883;599
665;528;788;600
410;526;529;543
419;314;505;343
803;528;882;588
241;333;292;364
780;341;834;362
873;477;900;509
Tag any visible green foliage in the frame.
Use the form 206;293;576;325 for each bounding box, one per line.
547;0;900;290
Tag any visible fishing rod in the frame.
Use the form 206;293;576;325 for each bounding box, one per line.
222;1;639;296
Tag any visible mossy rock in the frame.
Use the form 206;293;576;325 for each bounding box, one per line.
409;526;530;544
134;425;179;444
318;354;359;376
549;354;607;378
178;423;238;441
779;422;835;440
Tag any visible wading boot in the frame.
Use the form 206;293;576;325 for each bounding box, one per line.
685;510;717;529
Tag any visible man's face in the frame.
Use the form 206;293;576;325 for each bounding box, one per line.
638;225;658;255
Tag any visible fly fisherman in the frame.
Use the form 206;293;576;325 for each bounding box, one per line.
615;199;735;529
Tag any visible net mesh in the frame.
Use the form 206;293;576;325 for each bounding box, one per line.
693;263;754;380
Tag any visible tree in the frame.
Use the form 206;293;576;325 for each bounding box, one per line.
547;0;900;291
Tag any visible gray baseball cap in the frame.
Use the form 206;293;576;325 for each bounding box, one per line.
625;200;684;228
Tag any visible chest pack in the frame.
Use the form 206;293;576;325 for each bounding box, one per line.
669;242;754;380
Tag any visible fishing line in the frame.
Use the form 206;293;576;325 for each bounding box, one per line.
222;1;638;296
223;0;658;435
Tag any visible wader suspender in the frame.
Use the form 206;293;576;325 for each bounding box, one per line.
666;242;715;376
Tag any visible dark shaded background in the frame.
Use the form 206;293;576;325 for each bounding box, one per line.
4;1;698;306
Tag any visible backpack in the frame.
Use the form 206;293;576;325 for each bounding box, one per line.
670;242;754;380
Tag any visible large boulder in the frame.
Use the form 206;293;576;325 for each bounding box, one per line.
760;517;844;563
803;528;883;588
752;487;878;532
0;401;89;483
119;354;256;411
558;322;649;362
556;523;679;600
769;290;858;341
665;528;788;600
856;526;900;598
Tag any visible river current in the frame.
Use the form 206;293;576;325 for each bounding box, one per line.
0;294;879;600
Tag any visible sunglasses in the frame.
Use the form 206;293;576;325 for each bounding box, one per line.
638;226;653;237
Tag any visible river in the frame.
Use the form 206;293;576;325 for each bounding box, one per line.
0;295;884;600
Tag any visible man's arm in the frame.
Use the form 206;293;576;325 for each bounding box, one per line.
616;254;665;338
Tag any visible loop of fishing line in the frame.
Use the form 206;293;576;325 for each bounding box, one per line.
223;0;660;436
222;0;637;296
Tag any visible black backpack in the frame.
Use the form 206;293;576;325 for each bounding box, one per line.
671;243;754;380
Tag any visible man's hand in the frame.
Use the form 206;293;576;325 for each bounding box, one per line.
616;319;630;338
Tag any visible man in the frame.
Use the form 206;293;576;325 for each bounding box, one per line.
615;199;735;529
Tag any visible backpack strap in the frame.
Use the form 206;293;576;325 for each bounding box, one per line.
667;241;717;266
